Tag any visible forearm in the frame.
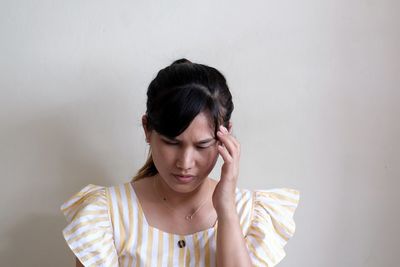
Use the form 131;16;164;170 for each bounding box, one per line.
216;208;253;267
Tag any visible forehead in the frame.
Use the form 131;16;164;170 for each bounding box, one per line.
163;112;215;141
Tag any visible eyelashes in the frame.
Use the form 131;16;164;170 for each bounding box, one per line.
162;140;212;150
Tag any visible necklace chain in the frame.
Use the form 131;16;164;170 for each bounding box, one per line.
152;176;210;221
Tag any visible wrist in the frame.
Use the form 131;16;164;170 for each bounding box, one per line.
216;205;238;219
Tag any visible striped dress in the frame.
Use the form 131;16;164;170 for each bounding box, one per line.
61;182;300;267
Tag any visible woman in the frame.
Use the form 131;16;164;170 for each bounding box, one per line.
61;59;300;267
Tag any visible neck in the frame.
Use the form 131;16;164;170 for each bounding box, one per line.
153;174;211;210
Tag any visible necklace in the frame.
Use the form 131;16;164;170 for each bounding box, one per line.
152;176;210;221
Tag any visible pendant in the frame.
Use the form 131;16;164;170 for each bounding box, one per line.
185;215;193;220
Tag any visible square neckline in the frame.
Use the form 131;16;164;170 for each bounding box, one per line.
127;182;218;237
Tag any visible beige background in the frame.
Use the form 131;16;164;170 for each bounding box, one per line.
1;0;399;266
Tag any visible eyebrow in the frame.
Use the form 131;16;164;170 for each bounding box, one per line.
163;136;216;144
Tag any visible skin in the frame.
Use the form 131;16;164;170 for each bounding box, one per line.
143;111;252;267
75;111;252;267
143;111;221;208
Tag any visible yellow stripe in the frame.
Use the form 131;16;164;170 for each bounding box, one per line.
168;234;174;267
157;230;164;267
66;199;107;221
70;209;108;222
203;231;210;267
110;253;118;266
135;194;144;267
254;207;293;241
258;190;299;204
193;233;200;267
105;187;118;266
62;191;106;215
115;186;127;254
68;201;107;221
61;194;88;212
257;198;291;218
71;209;108;217
72;234;113;255
64;217;108;236
249;224;282;255
89;240;116;266
237;190;248;230
246;240;269;266
248;191;256;235
66;227;103;244
66;184;98;199
178;235;184;267
247;223;266;239
80;238;114;263
107;188;116;236
124;183;135;267
283;188;300;196
79;249;101;262
246;230;278;263
185;239;191;267
146;226;154;267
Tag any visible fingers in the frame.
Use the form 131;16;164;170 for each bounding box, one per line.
217;142;232;163
217;125;240;159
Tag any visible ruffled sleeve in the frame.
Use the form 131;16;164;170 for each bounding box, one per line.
245;188;300;267
60;184;118;267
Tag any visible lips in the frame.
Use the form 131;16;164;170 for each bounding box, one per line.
173;174;195;183
174;173;194;178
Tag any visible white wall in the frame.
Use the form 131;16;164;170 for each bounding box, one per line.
1;0;399;266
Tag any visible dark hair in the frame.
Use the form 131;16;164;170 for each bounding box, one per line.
132;58;234;181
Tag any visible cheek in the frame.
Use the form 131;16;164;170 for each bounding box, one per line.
151;146;175;172
199;148;219;168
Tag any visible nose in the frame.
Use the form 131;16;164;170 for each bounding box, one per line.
176;148;195;170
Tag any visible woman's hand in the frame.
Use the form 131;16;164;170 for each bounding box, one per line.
212;123;241;216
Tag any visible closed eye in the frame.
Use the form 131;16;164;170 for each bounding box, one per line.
162;139;213;150
163;140;179;145
197;140;217;149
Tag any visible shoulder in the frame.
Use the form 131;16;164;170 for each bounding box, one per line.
244;187;300;267
61;184;110;222
60;184;118;266
234;187;300;216
250;187;300;222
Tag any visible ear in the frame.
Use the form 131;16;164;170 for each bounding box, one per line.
142;114;152;143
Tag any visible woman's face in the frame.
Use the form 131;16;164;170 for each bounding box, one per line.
144;112;220;193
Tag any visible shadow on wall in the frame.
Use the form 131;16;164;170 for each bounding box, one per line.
1;91;133;266
1;213;70;266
